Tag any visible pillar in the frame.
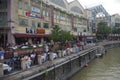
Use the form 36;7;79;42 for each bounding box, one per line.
7;31;15;46
41;38;44;44
21;58;26;70
61;50;64;57
7;0;16;45
72;47;76;53
67;49;70;55
50;52;54;61
38;55;42;65
0;63;3;77
58;50;62;58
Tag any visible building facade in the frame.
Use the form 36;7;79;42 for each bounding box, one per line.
86;5;111;33
111;14;120;28
85;9;93;35
0;0;87;47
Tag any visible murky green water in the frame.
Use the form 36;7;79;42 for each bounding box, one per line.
69;47;120;80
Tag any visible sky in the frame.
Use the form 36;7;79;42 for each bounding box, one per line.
67;0;120;15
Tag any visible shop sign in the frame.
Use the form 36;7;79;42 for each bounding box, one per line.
31;7;40;13
26;11;44;20
37;29;45;34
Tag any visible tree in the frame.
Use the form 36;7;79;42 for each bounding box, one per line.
50;25;75;42
96;22;111;40
112;27;120;34
60;31;75;42
50;25;61;42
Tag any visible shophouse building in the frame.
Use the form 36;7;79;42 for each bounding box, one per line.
0;0;87;47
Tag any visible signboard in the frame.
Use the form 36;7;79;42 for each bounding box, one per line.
31;7;40;13
26;12;44;20
37;29;45;34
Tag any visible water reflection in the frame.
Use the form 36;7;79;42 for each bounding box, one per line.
69;47;120;80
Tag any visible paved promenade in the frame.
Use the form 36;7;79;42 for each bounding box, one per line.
1;41;120;80
0;44;97;80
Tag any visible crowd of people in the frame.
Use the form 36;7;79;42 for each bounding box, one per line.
0;40;85;75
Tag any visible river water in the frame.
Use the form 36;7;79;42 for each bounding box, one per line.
69;47;120;80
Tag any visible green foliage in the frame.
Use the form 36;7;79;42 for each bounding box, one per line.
96;22;111;39
50;25;75;42
45;71;49;77
50;25;61;41
60;31;75;41
112;27;120;34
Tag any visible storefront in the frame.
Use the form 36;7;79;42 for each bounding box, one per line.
14;33;50;45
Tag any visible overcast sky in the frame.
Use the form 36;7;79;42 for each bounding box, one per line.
67;0;120;15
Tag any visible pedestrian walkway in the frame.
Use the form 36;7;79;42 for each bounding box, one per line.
1;41;120;80
0;44;97;80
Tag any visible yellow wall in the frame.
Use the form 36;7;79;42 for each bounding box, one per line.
15;26;26;33
45;29;51;34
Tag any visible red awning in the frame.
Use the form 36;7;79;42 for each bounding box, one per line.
13;33;49;38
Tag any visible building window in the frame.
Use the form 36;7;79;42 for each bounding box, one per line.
50;0;66;9
0;0;7;9
32;20;36;27
0;12;7;26
18;1;22;9
43;23;49;28
43;10;45;16
54;14;56;19
19;18;28;26
31;6;41;13
46;12;49;17
57;15;59;20
37;22;41;28
43;10;49;17
71;6;83;14
25;2;29;10
74;27;77;32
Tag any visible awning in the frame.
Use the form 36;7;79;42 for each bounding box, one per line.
13;33;49;38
